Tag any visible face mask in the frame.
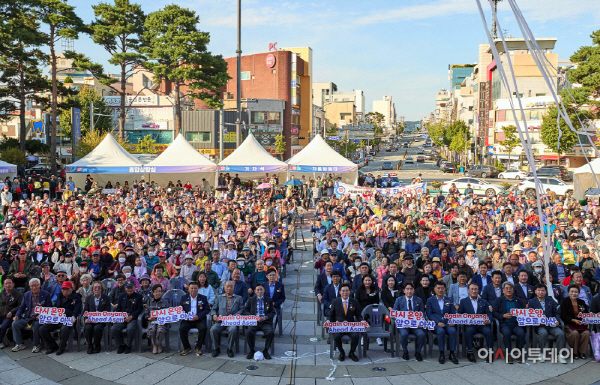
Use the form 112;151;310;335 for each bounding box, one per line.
534;268;542;273
175;250;181;255
169;235;175;239
65;258;72;263
124;273;131;278
238;261;245;267
53;227;58;231
266;261;272;266
354;262;361;267
119;257;126;263
148;251;155;257
160;243;166;248
193;238;199;242
126;251;133;256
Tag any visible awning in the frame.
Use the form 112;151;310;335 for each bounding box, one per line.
538;155;565;160
494;154;521;160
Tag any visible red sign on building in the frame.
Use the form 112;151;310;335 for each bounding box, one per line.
266;54;276;68
291;126;299;135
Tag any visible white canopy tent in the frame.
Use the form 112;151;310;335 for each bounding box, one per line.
217;133;288;182
287;134;358;184
0;160;17;182
145;134;217;189
573;158;600;200
66;133;145;189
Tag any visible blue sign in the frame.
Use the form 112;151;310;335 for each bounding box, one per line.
354;140;360;143
31;120;44;134
72;108;81;159
328;137;340;141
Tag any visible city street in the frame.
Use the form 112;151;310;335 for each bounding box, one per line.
361;133;517;188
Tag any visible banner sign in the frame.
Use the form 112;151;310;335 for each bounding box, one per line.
323;321;369;333
66;165;216;174
444;314;489;325
83;311;126;323
0;167;17;174
511;309;558;326
288;165;357;173
334;182;426;199
217;315;259;326
390;310;435;330
35;307;74;326
578;313;600;324
217;165;287;173
151;306;195;325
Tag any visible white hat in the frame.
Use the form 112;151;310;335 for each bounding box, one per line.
466;245;476;252
320;249;330;256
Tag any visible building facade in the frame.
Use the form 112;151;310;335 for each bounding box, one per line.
372;96;397;130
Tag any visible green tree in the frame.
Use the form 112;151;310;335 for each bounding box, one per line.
501;125;520;167
540;107;582;154
365;111;385;136
0;135;50;153
59;86;112;137
0;2;50;152
564;30;600;107
141;5;230;135
68;0;145;140
138;134;157;153
74;130;130;159
274;134;286;154
37;0;85;174
63;75;72;83
0;147;27;166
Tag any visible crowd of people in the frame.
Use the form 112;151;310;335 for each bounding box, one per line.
312;183;600;364
0;172;294;360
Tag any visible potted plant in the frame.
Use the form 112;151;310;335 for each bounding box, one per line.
431;180;442;189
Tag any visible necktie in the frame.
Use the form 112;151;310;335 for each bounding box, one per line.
408;298;413;311
343;300;347;315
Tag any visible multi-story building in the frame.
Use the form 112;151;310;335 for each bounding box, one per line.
312;82;337;108
323;101;356;128
313;104;327;139
372;96;396;130
433;89;451;123
330;90;365;121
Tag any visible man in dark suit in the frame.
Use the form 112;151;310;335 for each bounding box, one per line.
110;280;144;354
481;271;503;304
83;281;111;354
40;281;82;355
315;260;333;302
514;270;535;300
426;281;459;364
591;292;600;313
528;284;567;363
322;271;342;317
243;283;276;360
493;281;527;364
352;263;375;292
327;283;362;362
458;283;494;363
500;262;518;285
470;262;492;294
392;283;425;361
179;281;210;356
12;278;52;353
264;268;285;308
28;241;50;266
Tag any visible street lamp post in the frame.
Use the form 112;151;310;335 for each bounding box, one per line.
235;0;242;148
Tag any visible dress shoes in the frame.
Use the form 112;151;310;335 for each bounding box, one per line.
348;352;358;362
415;352;423;362
438;352;445;364
449;352;459;364
402;352;409;361
467;351;476;363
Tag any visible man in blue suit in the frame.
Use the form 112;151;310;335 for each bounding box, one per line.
426;281;459;364
471;262;492;294
315;260;334;304
528;284;567;364
11;278;52;352
492;281;526;364
481;271;503;304
179;282;211;356
393;283;425;361
514;270;535;300
458;283;494;363
264;269;286;308
322;271;342;317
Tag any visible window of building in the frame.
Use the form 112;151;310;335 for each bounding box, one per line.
241;71;251;80
185;132;210;142
536;93;546;97
251;111;281;125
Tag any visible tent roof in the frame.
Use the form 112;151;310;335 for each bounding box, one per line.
574;158;600;174
218;133;286;166
287;134;356;167
0;160;16;167
146;134;216;167
68;133;142;167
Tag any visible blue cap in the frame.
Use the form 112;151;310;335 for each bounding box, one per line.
36;241;44;246
275;232;282;237
124;280;135;288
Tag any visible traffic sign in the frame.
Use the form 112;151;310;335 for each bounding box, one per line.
328;136;340;141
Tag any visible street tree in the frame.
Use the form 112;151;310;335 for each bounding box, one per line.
540;107;583;154
501;125;521;167
67;0;145;139
0;147;27;166
137;134;157;153
74;130;130;159
59;86;112;137
141;5;230;135
37;0;85;174
563;29;600;107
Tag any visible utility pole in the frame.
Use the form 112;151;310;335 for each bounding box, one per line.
219;106;224;162
235;0;242;148
491;0;502;39
90;101;94;132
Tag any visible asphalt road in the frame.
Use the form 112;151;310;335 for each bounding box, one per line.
361;134;520;187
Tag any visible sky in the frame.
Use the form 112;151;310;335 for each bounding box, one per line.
67;0;600;121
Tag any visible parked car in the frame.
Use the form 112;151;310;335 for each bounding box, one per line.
385;147;393;152
416;155;425;163
381;173;400;187
531;165;572;181
441;177;505;197
417;147;424;154
382;161;393;170
517;177;574;198
404;157;414;164
403;142;409;148
467;165;499;178
498;169;528;179
25;164;52;174
440;162;456;173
